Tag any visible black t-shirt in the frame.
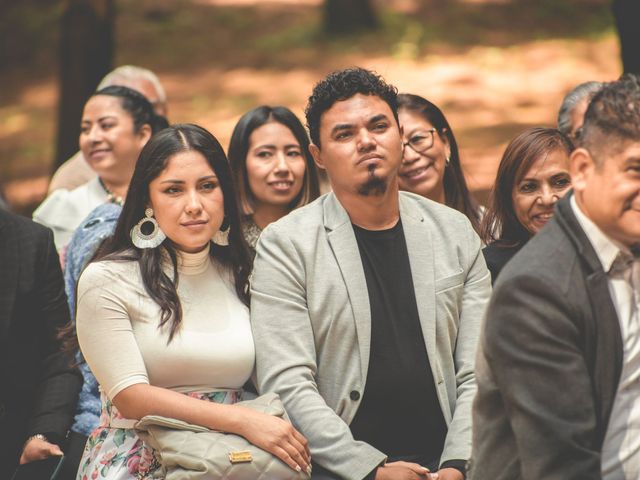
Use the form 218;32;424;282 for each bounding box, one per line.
349;220;447;463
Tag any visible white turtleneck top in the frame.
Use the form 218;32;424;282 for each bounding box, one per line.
76;245;254;400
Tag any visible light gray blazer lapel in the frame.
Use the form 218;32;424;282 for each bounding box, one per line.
399;196;444;410
323;193;371;383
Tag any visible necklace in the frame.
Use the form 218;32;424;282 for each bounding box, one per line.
98;178;124;206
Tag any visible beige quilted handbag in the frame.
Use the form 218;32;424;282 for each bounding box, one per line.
135;392;311;480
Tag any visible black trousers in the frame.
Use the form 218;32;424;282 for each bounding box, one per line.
311;463;341;480
57;431;87;480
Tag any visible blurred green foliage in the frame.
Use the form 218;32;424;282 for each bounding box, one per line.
1;0;616;183
2;0;615;79
113;0;614;70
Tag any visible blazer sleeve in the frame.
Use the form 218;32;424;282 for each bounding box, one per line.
251;223;386;480
26;227;82;444
440;222;491;467
480;273;601;480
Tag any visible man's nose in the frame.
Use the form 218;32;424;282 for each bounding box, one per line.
357;129;376;152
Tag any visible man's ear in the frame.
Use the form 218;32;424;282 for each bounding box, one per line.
309;144;325;170
570;147;595;193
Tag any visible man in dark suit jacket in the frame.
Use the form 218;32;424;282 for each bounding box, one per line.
0;208;82;478
470;74;640;479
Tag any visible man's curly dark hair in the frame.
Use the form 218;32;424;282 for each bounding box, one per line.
304;67;399;147
580;73;640;161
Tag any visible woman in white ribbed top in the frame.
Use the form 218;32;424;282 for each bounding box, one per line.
75;124;310;480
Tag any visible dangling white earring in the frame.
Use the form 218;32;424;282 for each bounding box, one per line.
130;208;166;249
212;218;230;246
445;154;451;166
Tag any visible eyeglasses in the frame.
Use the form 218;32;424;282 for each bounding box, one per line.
402;128;437;154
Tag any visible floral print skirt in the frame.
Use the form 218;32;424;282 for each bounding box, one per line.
76;389;240;480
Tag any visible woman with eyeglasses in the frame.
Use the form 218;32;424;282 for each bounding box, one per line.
397;94;481;233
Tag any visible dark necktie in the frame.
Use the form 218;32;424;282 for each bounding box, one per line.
609;250;637;278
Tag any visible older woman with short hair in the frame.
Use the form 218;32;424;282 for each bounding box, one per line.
557;81;603;142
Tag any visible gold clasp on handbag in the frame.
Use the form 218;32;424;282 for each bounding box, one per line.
228;450;253;464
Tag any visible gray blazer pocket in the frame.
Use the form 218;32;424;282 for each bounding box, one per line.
435;270;464;293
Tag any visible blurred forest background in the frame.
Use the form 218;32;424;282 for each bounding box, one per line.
0;0;624;214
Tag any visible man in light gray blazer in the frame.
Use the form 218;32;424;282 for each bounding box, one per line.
250;68;491;480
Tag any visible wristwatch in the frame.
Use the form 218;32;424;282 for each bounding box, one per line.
23;433;49;450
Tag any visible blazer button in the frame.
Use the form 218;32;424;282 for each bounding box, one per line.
350;390;360;401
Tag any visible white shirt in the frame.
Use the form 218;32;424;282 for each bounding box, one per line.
571;196;640;480
33;177;108;251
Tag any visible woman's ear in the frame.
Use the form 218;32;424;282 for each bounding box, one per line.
440;128;449;143
138;124;153;146
440;129;451;158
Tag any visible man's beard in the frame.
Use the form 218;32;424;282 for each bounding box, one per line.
357;163;387;196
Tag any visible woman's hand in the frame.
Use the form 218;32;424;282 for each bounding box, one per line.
19;437;63;464
235;406;311;474
113;384;311;472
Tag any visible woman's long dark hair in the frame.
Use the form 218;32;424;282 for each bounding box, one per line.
397;93;481;233
96;124;252;342
227;105;320;215
480;127;573;246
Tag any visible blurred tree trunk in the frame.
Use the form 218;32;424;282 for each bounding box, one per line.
54;0;115;170
612;0;640;74
324;0;378;34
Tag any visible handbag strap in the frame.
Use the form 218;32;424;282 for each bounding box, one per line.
108;417;138;429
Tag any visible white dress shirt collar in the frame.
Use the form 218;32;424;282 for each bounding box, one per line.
570;195;624;273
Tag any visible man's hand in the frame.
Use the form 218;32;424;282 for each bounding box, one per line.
429;467;464;480
375;461;431;479
19;437;63;464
